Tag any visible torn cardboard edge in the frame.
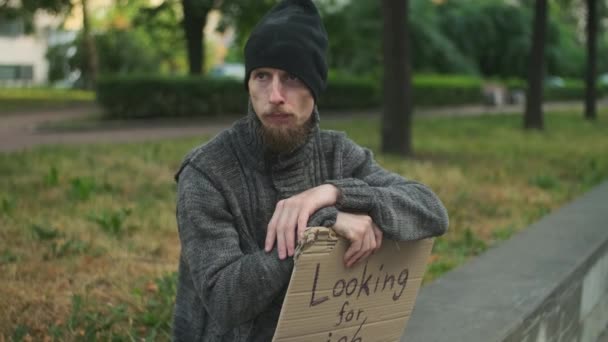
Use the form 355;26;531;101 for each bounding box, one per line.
273;227;434;342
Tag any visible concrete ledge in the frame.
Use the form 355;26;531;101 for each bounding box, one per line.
402;181;608;342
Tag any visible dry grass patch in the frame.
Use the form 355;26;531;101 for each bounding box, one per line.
1;109;607;339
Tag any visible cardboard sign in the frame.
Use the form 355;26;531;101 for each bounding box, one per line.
273;227;434;342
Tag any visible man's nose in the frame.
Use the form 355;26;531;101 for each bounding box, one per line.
269;77;285;104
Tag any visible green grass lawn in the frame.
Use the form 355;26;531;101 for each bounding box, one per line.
0;88;95;114
1;110;607;340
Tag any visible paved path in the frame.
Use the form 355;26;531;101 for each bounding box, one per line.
0;106;235;152
0;100;603;153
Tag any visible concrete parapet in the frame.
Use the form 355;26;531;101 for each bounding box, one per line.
402;182;608;342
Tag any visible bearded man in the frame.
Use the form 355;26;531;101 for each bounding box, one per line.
172;0;449;340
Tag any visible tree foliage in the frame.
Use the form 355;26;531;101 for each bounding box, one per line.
0;0;72;33
316;0;595;79
7;0;606;84
217;0;276;49
123;0;186;73
0;0;72;16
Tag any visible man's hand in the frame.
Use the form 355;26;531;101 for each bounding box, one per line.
333;212;383;268
266;184;339;259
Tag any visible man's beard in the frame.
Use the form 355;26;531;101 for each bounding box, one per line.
259;116;314;154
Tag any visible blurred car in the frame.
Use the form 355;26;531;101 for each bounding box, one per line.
545;76;565;88
208;63;245;81
599;73;608;87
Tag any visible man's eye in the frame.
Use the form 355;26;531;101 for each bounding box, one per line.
285;74;303;86
254;72;268;80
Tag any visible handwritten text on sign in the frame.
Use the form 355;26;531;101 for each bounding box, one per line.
308;261;409;342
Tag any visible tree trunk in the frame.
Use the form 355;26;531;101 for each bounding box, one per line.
381;0;412;156
182;0;209;75
584;0;598;121
81;0;98;89
524;0;547;130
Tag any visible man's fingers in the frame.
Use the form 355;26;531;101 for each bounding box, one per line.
265;200;285;252
348;245;368;268
285;217;296;257
356;231;374;266
346;233;369;268
265;210;280;253
297;214;309;243
368;228;376;251
276;226;288;259
274;207;296;258
358;250;373;267
265;224;276;253
344;239;361;265
347;229;379;267
373;225;383;251
362;229;376;262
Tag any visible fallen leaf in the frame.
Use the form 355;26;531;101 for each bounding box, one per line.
146;281;158;293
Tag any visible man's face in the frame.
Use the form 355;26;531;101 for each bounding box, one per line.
248;67;315;153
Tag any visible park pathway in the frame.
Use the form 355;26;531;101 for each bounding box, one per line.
0;106;235;152
0;100;603;153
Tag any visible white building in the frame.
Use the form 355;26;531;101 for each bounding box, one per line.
0;13;63;86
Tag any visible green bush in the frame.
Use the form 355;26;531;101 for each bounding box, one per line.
0;88;94;112
412;74;484;107
96;75;247;118
319;76;379;110
544;80;585;101
504;77;604;101
97;74;380;118
600;83;608;97
97;74;492;118
0;88;94;102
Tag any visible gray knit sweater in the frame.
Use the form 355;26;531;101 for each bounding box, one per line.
172;105;449;341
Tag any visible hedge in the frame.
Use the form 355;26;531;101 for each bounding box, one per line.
96;74;604;119
505;78;608;101
0;88;94;113
412;74;484;107
96;74;486;119
320;76;379;110
96;76;248;119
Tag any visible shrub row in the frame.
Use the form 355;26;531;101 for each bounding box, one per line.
0;88;94;113
96;74;486;118
0;87;94;101
96;74;605;119
320;76;380;110
506;78;608;101
412;75;484;107
96;76;247;119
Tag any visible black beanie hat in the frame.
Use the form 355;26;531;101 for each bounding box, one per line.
244;0;328;102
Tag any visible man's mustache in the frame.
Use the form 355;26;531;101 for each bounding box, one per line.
262;109;294;118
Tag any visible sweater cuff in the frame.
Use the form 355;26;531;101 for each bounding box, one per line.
307;206;338;228
325;178;374;213
264;248;294;284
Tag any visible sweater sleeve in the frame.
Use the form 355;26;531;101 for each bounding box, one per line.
176;165;293;334
325;137;449;241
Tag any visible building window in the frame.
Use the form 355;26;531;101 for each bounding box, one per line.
0;65;34;81
0;17;25;37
